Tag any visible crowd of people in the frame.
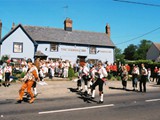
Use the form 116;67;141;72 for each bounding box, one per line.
75;62;160;103
0;57;160;104
0;58;71;87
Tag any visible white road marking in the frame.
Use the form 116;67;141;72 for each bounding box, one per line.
39;104;115;114
145;99;160;102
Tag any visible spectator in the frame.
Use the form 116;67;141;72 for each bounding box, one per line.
0;66;3;86
147;68;151;83
157;68;160;85
131;65;139;91
4;62;12;87
139;64;148;92
121;66;128;90
153;66;158;82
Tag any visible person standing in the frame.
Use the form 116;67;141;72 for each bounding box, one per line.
91;61;108;104
132;65;139;91
4;62;12;87
121;66;128;90
153;66;158;82
147;68;151;83
139;64;148;92
0;66;3;86
17;58;39;104
156;68;160;85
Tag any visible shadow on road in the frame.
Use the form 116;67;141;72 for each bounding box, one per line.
109;87;137;92
68;88;98;103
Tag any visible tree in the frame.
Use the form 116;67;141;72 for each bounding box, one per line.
114;47;125;62
123;44;138;60
136;39;152;59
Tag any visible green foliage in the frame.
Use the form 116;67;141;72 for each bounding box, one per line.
1;55;9;62
20;72;26;78
123;39;152;60
123;44;138;60
74;72;78;78
107;73;113;80
68;67;75;80
115;47;125;63
136;40;152;59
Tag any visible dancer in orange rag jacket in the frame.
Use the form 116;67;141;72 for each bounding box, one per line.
17;58;39;104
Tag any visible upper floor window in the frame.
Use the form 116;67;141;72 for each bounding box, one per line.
50;43;58;52
89;46;96;54
13;42;23;53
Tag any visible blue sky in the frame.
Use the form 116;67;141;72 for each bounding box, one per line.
0;0;160;51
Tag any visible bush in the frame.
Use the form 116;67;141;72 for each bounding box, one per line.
68;67;75;80
1;55;9;63
20;72;26;78
107;73;113;80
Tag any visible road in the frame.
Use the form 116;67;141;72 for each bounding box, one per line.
0;89;160;120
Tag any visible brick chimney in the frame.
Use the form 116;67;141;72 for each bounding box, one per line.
0;20;2;39
64;18;72;31
105;23;110;37
11;22;15;30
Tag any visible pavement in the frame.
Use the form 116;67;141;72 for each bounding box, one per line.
0;77;159;102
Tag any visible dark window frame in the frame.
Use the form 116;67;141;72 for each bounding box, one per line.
13;42;23;53
89;46;96;54
50;43;58;52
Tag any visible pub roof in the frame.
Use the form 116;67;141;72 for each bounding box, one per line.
23;25;115;47
0;24;115;48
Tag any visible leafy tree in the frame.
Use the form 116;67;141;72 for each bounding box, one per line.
136;39;152;59
123;44;138;60
114;47;125;62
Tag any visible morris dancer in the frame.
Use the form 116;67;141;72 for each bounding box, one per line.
82;62;90;95
17;58;39;104
91;61;108;104
87;65;97;95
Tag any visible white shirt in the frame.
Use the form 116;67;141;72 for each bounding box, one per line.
98;66;108;79
83;66;89;75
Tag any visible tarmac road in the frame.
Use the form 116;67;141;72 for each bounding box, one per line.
0;78;159;101
0;88;160;120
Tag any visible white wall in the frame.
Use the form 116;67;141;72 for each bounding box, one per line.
1;27;35;60
37;44;114;64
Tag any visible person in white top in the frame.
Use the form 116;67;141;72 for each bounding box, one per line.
139;64;148;92
91;61;108;104
4;62;12;87
132;65;139;91
82;62;90;94
87;65;97;95
147;68;151;83
0;66;3;86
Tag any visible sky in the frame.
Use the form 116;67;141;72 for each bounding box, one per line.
0;0;160;52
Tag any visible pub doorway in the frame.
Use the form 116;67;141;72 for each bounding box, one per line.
77;55;87;66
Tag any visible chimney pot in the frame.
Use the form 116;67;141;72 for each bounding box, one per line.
11;22;15;30
64;18;72;31
0;20;2;39
105;23;110;37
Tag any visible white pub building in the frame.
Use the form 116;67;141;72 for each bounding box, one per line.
0;18;115;64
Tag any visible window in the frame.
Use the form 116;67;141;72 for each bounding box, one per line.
13;42;23;53
50;43;58;52
89;46;96;54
